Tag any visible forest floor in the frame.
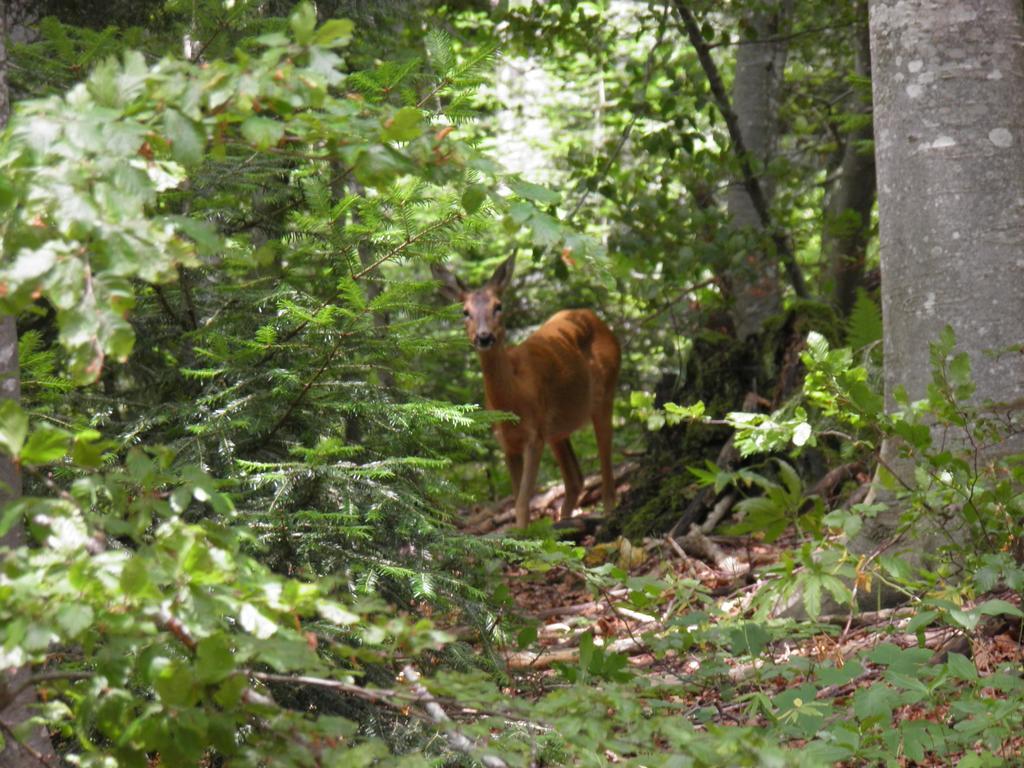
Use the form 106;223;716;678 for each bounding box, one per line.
457;468;1024;766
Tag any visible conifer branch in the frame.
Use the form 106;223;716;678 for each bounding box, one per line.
352;212;464;280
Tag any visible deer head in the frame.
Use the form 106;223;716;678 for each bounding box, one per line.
433;255;515;351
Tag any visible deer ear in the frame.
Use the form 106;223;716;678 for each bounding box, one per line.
486;253;515;294
431;262;467;303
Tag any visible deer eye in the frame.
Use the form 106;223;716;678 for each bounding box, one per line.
494;303;503;314
462;308;470;317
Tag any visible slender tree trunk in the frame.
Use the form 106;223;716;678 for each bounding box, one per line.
825;1;876;318
850;0;1024;601
726;0;792;339
0;3;56;763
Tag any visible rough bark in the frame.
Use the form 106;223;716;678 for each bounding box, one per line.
850;0;1024;599
825;2;877;318
0;2;57;763
724;1;793;339
0;326;54;767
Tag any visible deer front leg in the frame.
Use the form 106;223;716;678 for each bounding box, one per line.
515;440;543;529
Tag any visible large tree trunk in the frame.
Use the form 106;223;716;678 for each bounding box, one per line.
726;0;792;339
851;0;1024;599
0;2;56;763
825;1;876;318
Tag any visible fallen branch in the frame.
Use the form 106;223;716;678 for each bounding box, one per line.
506;637;644;671
462;463;637;534
402;665;508;768
528;588;629;619
809;461;866;503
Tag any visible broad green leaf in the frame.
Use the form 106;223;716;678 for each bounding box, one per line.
197;634;235;684
289;2;318;44
240;603;277;639
120;555;153;597
56;604;94;639
382;106;423;142
0;401;29;457
975;598;1024;618
507;177;561;205
152;659;198;707
318;600;359;626
727;622;770;657
241;117;284;149
852;682;897;722
163;109;204;166
946;652;978;681
21;424;71;466
313;18;354;47
461;184;487;214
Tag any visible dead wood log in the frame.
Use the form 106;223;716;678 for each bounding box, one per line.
506;636;644;671
462;463;637;534
808;461;866;503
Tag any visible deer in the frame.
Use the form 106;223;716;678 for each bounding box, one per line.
433;254;621;529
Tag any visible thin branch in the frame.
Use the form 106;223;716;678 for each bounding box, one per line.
251;671;400;706
567;1;671;223
178;267;199;330
352;213;464;281
264;332;350;439
670;0;808;298
5;672;95;705
153;285;188;329
706;20;857;50
190;17;229;64
0;720;55;768
402;665;508;768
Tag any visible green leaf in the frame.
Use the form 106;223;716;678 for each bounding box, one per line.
241;117;284;149
461;184;487;214
318;601;359;626
516;624;538;649
21;423;71;466
0;400;29;457
946;652;978;681
163;109;204;166
289;2;318;44
56;604;94;639
527;209;562;247
382;106;423;142
313;18;354;47
975;598;1024;618
727;622;770;656
120;555;153;597
852;682;897;722
507;177;561;205
197;634;235;684
153;659;198;707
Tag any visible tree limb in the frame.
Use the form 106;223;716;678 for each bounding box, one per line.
670;0;808;298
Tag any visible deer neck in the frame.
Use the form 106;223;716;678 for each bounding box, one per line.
477;343;518;410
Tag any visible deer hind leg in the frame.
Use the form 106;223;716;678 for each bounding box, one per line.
504;452;523;507
515;440;544;529
550;438;583;522
592;403;616;515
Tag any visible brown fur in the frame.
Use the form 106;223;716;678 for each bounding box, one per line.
433;256;621;528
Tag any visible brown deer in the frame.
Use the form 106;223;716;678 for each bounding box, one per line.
433;255;621;529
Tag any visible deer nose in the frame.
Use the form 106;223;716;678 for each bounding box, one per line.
476;332;495;349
